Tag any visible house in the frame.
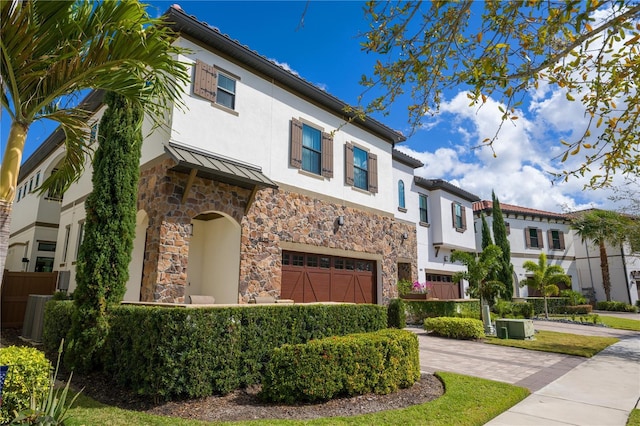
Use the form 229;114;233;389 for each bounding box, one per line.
472;201;578;298
392;149;479;298
568;210;640;306
8;5;418;305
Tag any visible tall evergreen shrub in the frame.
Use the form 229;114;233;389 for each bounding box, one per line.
481;212;493;249
492;191;514;300
67;92;143;371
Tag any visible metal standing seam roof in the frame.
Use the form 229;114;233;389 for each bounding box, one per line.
165;142;278;189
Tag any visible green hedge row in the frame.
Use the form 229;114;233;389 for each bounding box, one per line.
596;301;639;313
387;298;406;329
44;302;387;399
524;297;569;315
260;329;420;403
562;304;593;314
404;299;481;324
424;317;485;340
0;347;51;424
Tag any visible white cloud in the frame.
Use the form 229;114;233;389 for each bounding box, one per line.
403;89;628;213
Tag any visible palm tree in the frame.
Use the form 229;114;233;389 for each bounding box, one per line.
570;210;630;301
0;0;189;275
451;245;505;307
522;253;571;318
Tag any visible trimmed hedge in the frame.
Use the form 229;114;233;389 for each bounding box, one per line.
404;299;481;324
0;347;52;424
42;300;74;355
260;329;420;403
44;302;387;399
492;301;534;319
562;304;593;314
525;297;570;315
596;301;639;313
424;317;485;340
387;298;406;329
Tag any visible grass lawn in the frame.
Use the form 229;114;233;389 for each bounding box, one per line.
485;330;619;357
598;315;640;332
65;372;529;426
627;409;640;426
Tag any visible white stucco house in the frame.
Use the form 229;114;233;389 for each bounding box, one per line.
473;201;579;298
392;149;479;299
8;5;419;305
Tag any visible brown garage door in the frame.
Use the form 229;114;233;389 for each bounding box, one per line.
426;273;461;299
281;251;376;303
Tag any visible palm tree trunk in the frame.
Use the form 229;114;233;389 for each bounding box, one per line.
599;241;611;301
543;294;549;319
0;122;28;290
0;200;11;279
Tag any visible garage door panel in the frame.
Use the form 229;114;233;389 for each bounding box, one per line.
355;274;375;303
282;252;375;304
305;271;331;302
282;270;304;301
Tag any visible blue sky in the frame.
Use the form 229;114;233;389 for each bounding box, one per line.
1;1;632;212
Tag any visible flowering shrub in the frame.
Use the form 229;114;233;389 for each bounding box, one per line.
411;281;433;295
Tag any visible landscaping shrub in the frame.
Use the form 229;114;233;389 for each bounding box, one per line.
260;329;420;403
42;300;74;355
96;303;387;399
387;298;406;329
562;304;593;314
0;347;51;424
525;297;569;315
492;300;513;317
560;290;587;306
512;302;534;319
405;300;480;324
424;317;485;340
596;301;639;313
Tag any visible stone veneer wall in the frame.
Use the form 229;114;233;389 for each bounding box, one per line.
137;159;249;302
137;159;417;304
240;187;417;304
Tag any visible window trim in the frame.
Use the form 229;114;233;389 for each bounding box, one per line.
451;202;467;232
525;227;544;249
345;142;378;194
548;229;565;250
398;180;406;209
290;118;333;178
419;194;428;224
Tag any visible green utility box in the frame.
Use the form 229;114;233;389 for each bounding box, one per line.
495;319;535;340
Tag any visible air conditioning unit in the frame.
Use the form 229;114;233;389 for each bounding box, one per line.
495;319;535;340
21;295;54;343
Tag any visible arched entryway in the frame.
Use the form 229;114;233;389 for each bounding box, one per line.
187;211;241;304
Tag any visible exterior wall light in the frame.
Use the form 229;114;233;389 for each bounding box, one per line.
338;216;345;226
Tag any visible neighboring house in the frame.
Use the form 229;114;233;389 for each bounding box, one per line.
392;150;479;299
6;92;104;275
568;210;640;306
472;201;578;298
8;5;417;305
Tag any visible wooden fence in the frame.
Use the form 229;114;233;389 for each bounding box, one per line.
1;271;58;328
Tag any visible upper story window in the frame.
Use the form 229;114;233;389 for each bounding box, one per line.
216;73;236;109
452;202;467;232
548;229;565;250
29;177;34;193
526;227;543;249
37;241;56;252
17;187;22;202
505;222;511;235
46;169;64;201
345;142;378;193
35;171;40;188
290;118;333;178
419;194;428;223
193;60;238;111
398;180;406;209
89;123;99;144
302;124;322;174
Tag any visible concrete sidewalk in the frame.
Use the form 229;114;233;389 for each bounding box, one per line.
412;318;640;425
485;334;640;426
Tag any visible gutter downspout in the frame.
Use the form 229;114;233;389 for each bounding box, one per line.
621;245;632;304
